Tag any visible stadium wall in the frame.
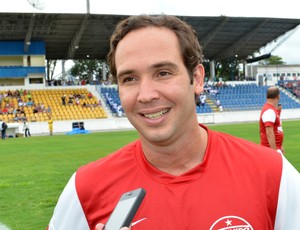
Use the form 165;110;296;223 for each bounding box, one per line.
7;108;300;136
0;41;46;86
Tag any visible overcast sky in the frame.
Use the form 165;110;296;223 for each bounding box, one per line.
2;0;300;65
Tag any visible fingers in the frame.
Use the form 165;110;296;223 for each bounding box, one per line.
95;223;130;230
95;223;105;230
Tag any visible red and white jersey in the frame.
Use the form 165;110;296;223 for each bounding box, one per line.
260;103;284;150
48;125;300;230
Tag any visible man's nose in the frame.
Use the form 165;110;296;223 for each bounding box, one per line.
137;78;160;103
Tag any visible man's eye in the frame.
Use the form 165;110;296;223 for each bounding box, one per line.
122;77;135;83
158;71;171;77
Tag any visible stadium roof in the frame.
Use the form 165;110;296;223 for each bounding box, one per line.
1;12;300;61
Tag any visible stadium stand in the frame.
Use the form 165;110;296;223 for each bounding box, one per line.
278;80;300;98
1;84;300;136
205;83;300;112
95;83;300;115
2;84;299;126
99;87;124;117
0;88;107;123
0;41;46;87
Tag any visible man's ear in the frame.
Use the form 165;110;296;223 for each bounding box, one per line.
193;64;205;95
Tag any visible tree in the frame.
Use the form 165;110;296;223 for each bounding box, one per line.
203;59;240;82
258;55;285;65
215;59;239;81
70;60;109;82
46;60;57;81
264;55;285;65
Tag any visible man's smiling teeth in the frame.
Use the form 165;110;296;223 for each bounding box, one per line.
144;109;169;119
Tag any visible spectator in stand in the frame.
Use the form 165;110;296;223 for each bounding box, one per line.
87;92;93;99
68;97;74;105
27;91;32;101
7;89;13;97
209;88;219;96
117;104;124;117
74;92;81;98
259;87;284;154
216;82;222;88
36;103;42;112
200;93;206;108
80;93;85;99
20;113;27;122
14;113;20;122
2;107;8;114
18;98;23;107
27;98;34;107
12;107;17;116
8;107;14;115
61;95;66;106
19;107;26;116
216;99;223;112
15;89;20;97
47;105;52;114
32;105;38;114
40;103;46;112
2;94;8;105
75;97;80;105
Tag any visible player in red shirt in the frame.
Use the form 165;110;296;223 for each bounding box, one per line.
48;15;300;230
259;87;284;153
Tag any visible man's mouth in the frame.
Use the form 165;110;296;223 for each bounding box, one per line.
143;109;170;119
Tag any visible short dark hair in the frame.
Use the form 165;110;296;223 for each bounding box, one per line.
107;14;203;84
266;87;280;99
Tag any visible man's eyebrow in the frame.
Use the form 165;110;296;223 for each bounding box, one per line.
151;61;178;70
117;69;135;78
117;61;179;78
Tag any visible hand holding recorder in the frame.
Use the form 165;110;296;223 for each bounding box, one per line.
97;188;146;230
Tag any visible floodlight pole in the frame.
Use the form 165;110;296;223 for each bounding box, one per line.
86;0;90;14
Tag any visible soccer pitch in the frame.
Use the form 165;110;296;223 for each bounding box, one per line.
0;120;299;229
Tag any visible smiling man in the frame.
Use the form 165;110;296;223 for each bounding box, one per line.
48;15;300;230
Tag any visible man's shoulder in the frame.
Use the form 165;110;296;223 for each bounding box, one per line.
77;140;140;175
209;129;282;164
261;103;276;112
74;140;141;203
208;129;283;185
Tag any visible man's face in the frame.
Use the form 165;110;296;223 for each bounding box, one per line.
115;27;203;145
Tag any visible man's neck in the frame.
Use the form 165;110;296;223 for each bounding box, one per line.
266;99;277;108
141;126;208;176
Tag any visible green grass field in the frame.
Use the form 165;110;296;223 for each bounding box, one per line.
0;120;299;229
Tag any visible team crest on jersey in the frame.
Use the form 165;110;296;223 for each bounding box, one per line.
209;215;253;230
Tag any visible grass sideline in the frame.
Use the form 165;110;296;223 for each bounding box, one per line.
0;120;299;229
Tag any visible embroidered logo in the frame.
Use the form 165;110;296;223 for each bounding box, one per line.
209;215;253;230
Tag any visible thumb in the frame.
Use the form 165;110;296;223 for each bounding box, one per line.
95;223;105;230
